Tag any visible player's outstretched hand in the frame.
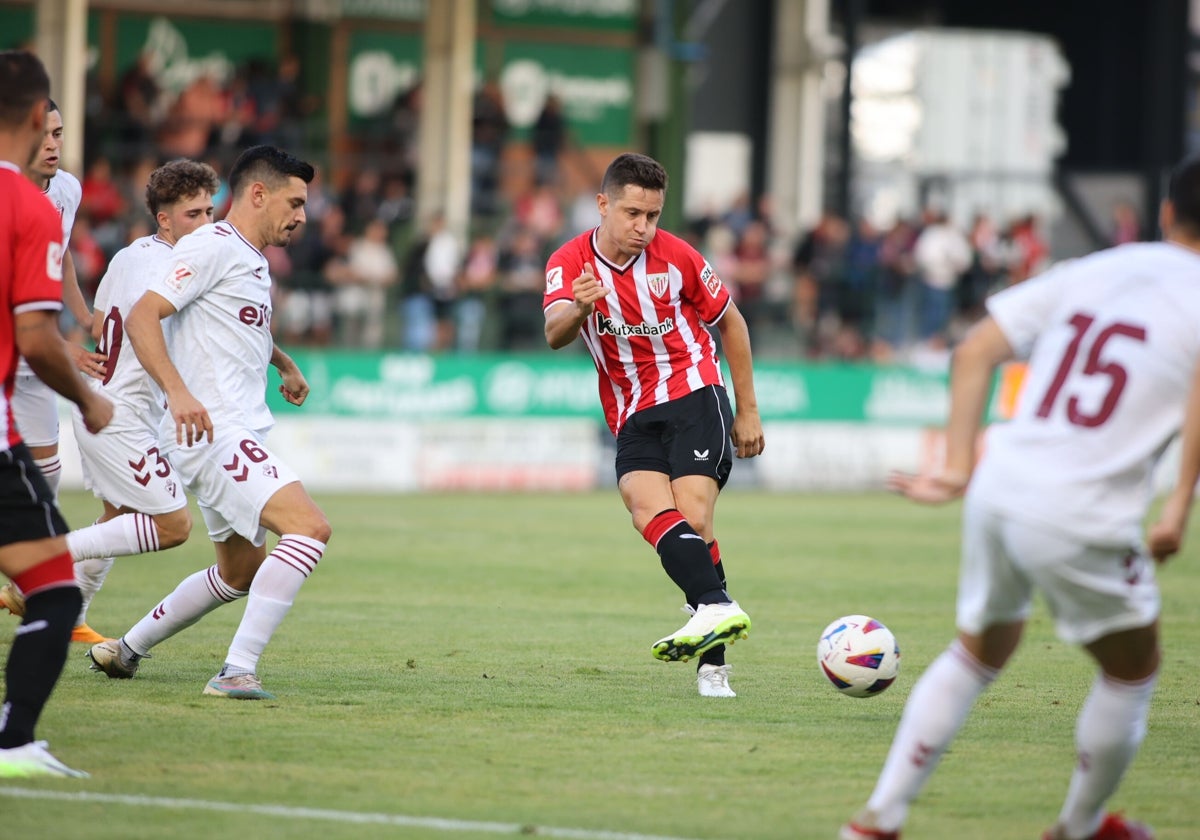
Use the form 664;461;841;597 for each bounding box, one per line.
78;391;113;435
887;470;968;505
68;342;107;380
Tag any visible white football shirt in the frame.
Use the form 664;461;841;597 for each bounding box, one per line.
16;170;80;377
152;221;275;437
970;242;1200;546
90;234;175;426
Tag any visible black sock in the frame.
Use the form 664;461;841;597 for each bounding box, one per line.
697;550;729;668
657;521;725;606
0;586;80;748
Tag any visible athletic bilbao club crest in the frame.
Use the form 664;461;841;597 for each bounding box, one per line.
646;272;669;298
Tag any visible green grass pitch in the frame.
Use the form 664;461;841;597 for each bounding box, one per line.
2;490;1196;839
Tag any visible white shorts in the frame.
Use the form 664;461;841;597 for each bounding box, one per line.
166;429;299;547
70;409;187;515
959;495;1160;645
12;374;59;448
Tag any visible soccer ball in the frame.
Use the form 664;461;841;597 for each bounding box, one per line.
816;614;901;698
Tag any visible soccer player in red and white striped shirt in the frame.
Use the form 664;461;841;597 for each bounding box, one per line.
0;50;113;779
544;152;764;698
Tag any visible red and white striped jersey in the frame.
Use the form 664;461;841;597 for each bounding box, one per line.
0;162;65;450
544;227;731;434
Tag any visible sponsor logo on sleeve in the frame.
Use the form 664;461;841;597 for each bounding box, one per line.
545;265;564;294
45;242;63;281
166;262;195;293
700;262;722;298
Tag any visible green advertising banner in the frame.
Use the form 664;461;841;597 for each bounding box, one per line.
487;0;637;32
345;30;423;122
498;40;633;145
115;15;278;90
268;353;964;426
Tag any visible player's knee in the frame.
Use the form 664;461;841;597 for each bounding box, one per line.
302;512;332;545
154;508;193;549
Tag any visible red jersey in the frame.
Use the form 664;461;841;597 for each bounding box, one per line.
544;227;731;434
0;162;66;450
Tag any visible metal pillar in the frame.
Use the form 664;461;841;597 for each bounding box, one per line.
766;0;830;241
416;0;474;239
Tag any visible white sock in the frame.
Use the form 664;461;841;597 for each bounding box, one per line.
865;640;999;831
67;513;160;560
223;535;324;672
74;555;115;626
123;565;247;656
1056;672;1157;839
33;455;61;500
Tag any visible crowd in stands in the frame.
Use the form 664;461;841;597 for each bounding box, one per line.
67;54;1143;363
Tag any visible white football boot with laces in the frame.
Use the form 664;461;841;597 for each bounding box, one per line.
697;663;736;698
652;601;750;662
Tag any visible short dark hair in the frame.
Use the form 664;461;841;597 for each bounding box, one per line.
0;51;50;128
601;152;668;197
47;98;59;114
146;159;220;215
1168;154;1200;236
228;145;314;197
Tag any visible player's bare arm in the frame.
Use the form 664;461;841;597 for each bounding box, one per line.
545;261;610;349
53;251;107;379
889;316;1014;504
1148;357;1200;561
271;344;309;406
126;289;212;446
15;309;112;434
714;303;764;459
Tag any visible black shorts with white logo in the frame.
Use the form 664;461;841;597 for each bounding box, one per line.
0;443;68;547
615;385;734;489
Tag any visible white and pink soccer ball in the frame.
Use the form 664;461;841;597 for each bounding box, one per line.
817;614;901;698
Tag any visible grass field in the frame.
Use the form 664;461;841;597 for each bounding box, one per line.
2;489;1197;840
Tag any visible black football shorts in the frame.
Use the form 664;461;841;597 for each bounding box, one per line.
615;384;734;489
0;443;68;547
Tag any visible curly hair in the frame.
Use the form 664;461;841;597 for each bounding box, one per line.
145;159;221;215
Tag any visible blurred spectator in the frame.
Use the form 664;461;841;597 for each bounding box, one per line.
158;72;223;159
514;183;563;242
1110;198;1141;246
377;174;415;228
913;210;972;345
959;213;1006;325
871;217;919;361
497;226;546;351
398;218;435;352
116;50;162;162
729;219;773;339
457;233;500;353
1007;213;1049;284
387;83;422;184
336;218;399;348
792;210;850;353
80;158;125;225
838;217;882;356
341;168;382;234
277;207;343;347
424;213;463;351
471;81;509;216
531;94;568;187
